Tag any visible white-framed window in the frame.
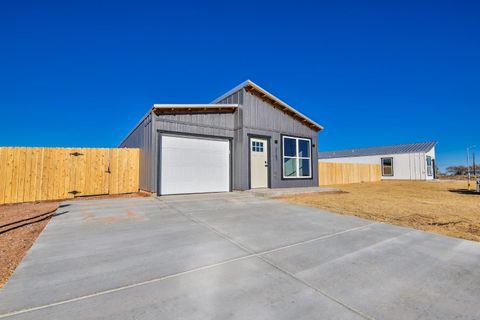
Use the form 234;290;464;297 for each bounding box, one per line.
381;157;394;176
282;136;311;178
426;156;433;176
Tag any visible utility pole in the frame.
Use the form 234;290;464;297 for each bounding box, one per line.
467;148;470;189
473;151;476;177
467;145;476;189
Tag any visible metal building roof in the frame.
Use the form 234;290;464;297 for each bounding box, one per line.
211;80;324;132
318;141;437;159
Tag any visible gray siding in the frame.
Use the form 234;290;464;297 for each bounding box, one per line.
238;128;318;189
156;112;235;133
216;89;244;189
216;89;243;130
120;84;320;194
234;89;319;190
242;89;316;137
119;112;156;192
152;112;236;194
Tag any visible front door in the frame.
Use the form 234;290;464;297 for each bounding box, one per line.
250;138;268;188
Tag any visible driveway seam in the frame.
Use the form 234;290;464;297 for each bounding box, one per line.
165;200;377;320
256;255;376;320
0;201;375;319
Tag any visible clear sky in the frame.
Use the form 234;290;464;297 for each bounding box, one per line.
1;0;479;171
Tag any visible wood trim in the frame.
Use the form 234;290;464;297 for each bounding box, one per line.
153;107;237;115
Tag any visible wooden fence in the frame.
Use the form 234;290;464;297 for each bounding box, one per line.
318;161;381;186
0;147;139;204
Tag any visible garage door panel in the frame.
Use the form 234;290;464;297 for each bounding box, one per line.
160;136;230;195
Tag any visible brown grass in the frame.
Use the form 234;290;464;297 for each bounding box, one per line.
276;181;480;242
0;192;151;288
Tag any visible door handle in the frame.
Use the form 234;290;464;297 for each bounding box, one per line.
265;161;268;167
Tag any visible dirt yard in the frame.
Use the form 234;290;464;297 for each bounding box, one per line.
277;181;480;242
0;192;151;288
0;201;59;288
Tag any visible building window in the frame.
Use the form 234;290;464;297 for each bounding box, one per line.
282;136;311;178
426;156;433;176
251;141;264;152
381;157;393;176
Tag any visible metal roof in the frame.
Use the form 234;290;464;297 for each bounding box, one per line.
318;141;437;159
211;80;324;131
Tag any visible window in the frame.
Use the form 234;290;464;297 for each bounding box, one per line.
251;141;264;152
426;156;433;176
381;157;393;176
282;136;311;178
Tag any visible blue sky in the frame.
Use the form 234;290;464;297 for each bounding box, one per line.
1;0;479;171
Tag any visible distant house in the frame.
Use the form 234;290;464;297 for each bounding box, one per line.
318;142;437;180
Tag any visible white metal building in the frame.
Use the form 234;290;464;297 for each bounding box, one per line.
318;141;437;180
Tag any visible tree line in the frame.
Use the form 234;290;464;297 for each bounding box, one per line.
445;165;480;175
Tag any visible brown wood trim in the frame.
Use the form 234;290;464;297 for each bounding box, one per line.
153;107;237;115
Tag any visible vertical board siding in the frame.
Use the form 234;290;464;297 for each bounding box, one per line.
318;162;381;186
119;113;155;192
0;147;140;204
243;90;316;137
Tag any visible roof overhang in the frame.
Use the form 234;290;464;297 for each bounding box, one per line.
152;104;239;115
212;80;324;132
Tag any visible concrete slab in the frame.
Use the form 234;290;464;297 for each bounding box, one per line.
1;194;480;319
246;186;340;197
0;197;247;314
169;196;373;252
4;258;364;320
263;222;480;320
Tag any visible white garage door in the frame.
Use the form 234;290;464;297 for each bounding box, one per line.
160;135;230;195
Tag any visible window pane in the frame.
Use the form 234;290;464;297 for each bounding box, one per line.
382;158;393;176
426;157;432;175
283;158;297;177
298;140;310;158
283;138;297;157
299;159;310;177
383;166;392;175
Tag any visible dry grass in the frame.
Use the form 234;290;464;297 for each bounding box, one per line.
276;181;480;242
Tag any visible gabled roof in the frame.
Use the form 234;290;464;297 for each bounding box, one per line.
152;104;238;115
318;141;437;159
212;80;323;132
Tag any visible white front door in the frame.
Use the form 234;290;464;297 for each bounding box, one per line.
160;135;230;195
250;138;268;188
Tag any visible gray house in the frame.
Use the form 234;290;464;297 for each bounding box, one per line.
120;80;323;195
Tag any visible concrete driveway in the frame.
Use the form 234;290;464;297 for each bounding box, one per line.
1;193;479;319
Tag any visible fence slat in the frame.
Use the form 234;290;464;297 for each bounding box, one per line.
0;148;7;203
318;161;381;186
0;147;139;204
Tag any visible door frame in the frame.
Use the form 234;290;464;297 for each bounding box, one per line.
247;134;271;189
157;130;233;196
432;159;436;179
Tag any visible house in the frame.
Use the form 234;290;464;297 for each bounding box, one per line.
120;80;323;195
318;141;437;180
